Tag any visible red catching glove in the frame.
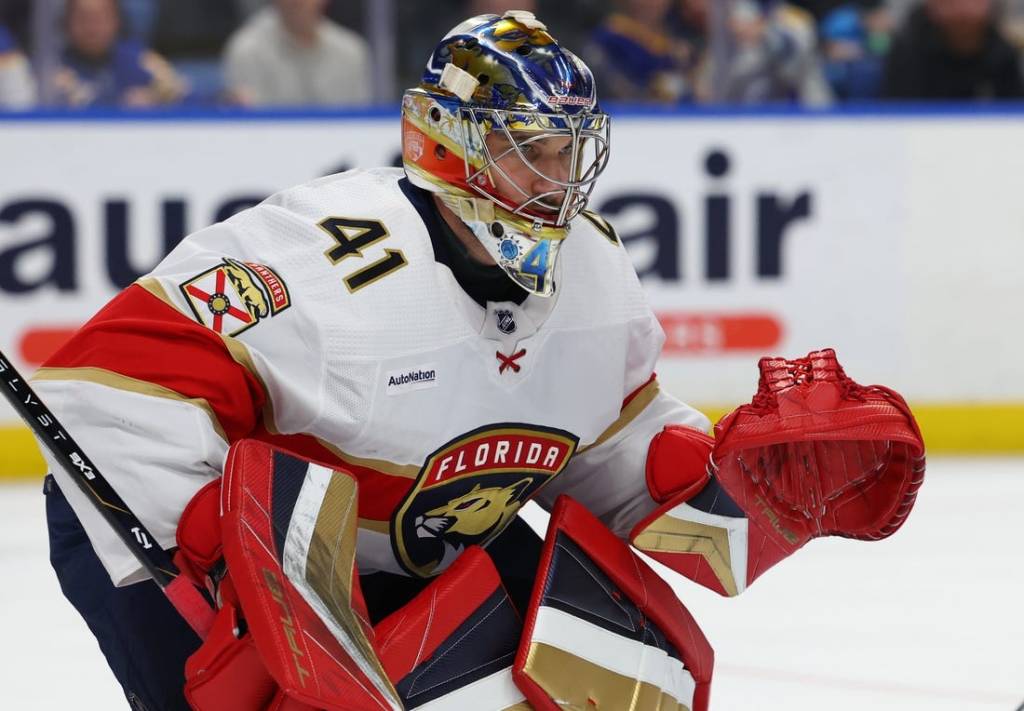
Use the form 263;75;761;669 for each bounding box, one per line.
632;348;925;596
712;348;925;579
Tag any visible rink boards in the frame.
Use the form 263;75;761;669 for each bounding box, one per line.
1;107;1022;476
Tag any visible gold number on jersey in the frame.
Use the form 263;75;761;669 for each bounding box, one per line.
318;217;408;292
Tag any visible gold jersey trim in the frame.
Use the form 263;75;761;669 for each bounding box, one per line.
31;366;229;442
579;378;661;454
317;438;422;480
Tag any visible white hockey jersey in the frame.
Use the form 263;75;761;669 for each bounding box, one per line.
33;167;709;585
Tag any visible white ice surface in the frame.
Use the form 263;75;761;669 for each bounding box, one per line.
1;457;1021;710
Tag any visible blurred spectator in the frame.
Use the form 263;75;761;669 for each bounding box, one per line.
998;0;1024;53
395;0;464;93
223;0;371;106
788;0;883;22
55;0;185;108
147;1;244;105
0;0;31;51
537;0;610;57
719;1;834;105
883;0;1024;99
584;0;697;103
151;1;241;59
819;2;893;98
468;0;538;14
236;0;364;29
0;23;34;108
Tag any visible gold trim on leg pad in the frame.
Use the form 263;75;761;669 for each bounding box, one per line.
523;642;690;711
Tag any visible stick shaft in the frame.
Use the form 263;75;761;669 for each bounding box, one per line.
0;350;214;636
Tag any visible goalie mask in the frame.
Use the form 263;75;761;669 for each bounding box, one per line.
401;11;611;296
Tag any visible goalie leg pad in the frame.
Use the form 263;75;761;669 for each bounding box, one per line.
515;495;713;711
375;545;526;710
201;439;402;710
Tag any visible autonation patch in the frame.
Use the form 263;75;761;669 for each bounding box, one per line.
385;365;438;395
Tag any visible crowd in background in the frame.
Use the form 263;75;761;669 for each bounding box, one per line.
0;0;1022;110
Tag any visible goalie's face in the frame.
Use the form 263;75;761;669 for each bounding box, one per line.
463;109;610;228
484;131;572;219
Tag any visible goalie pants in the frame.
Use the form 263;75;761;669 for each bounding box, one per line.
45;475;200;711
44;475;544;710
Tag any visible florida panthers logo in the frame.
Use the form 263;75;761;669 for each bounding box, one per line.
392;424;579;577
179;258;290;337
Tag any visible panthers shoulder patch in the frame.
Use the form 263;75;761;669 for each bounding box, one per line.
179;258;290;337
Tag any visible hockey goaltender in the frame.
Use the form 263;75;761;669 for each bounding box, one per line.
31;10;925;711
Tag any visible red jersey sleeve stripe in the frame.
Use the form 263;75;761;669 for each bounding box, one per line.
41;284;266;443
250;426;414;523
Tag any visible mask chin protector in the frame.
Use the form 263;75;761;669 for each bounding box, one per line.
439;194;567;297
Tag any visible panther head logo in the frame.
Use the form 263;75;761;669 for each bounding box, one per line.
414;478;532;542
223;260;271;320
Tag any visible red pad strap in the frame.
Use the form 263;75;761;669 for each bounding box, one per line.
220;439;401;711
515;495;713;711
163;575;216;639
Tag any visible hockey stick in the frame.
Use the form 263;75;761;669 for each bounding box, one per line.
0;349;215;638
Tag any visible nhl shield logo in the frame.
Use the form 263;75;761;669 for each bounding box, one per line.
391;423;579;578
495;308;517;335
179;259;290;337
